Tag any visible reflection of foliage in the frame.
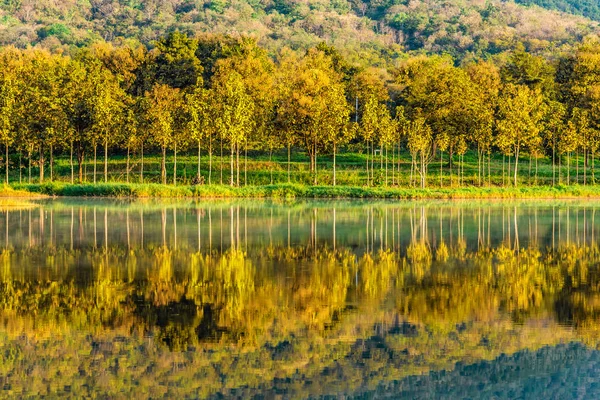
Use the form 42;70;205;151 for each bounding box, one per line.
2;210;600;396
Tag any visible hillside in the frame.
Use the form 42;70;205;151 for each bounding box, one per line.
515;0;600;22
0;0;598;63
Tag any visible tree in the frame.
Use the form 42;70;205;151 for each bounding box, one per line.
361;95;380;186
121;101;139;184
541;100;566;185
213;39;275;186
395;56;483;186
213;71;254;187
62;59;91;183
90;67;124;183
496;84;544;187
276;48;347;185
149;31;203;90
376;104;396;187
404;113;433;189
0;69;16;184
321;84;352;186
467;61;500;186
145;84;182;184
19;50;68;183
187;84;214;183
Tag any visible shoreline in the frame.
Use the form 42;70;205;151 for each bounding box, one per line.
6;182;600;200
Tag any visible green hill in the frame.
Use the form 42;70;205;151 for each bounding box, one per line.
515;0;600;21
0;0;599;62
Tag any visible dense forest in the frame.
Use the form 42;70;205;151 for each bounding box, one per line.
515;0;600;22
2;31;600;189
0;0;599;63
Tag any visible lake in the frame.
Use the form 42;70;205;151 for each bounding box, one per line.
1;199;600;398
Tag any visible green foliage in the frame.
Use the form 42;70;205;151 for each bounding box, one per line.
37;23;72;43
516;0;600;21
0;0;598;63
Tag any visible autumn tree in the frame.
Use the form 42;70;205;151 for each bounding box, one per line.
213;71;254;187
496;84;544;187
145;84;183;184
187;84;214;183
0;65;16;184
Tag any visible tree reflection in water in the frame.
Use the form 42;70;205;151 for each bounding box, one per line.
1;199;600;397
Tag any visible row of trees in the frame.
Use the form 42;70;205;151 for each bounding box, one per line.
2;33;600;188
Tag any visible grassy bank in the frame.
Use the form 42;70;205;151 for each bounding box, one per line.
8;182;600;199
10;149;599;188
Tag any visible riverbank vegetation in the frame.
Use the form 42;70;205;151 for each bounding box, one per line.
10;182;600;199
3;33;600;193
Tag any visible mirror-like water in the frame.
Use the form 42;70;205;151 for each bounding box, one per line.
2;199;600;398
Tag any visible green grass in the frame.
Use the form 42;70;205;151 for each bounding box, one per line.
6;149;600;198
8;182;600;199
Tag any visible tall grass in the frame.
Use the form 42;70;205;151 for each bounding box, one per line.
9;182;600;199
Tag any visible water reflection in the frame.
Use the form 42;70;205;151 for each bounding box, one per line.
1;199;600;397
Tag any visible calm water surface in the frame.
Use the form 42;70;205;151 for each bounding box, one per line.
2;199;600;398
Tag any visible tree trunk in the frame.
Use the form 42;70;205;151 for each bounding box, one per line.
161;145;166;185
552;143;556;186
535;156;538;185
333;142;336;186
568;152;572;184
28;150;31;184
398;141;401;186
440;150;443;188
314;139;318;186
514;149;519;187
269;148;273;185
410;154;415;187
365;141;369;186
104;140;108;183
197;140;201;180
584;149;587;185
477;148;481;186
559;155;561;185
18;153;21;184
420;152;425;189
93;144;97;184
140;143;144;183
527;152;531;185
220;136;223;185
385;146;388;187
371;140;374;184
488;151;491;186
528;153;532;185
77;140;84;183
244;141;247;186
39;144;44;183
49;144;53;182
208;140;212;185
449;148;454;186
576;150;579;184
288;143;291;183
502;154;505;187
592;152;596;184
236;143;240;187
4;142;8;185
173;144;177;185
126;146;130;184
508;155;511;187
230;144;234;187
70;142;74;184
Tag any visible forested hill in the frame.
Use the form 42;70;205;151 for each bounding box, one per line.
515;0;600;21
0;0;599;63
